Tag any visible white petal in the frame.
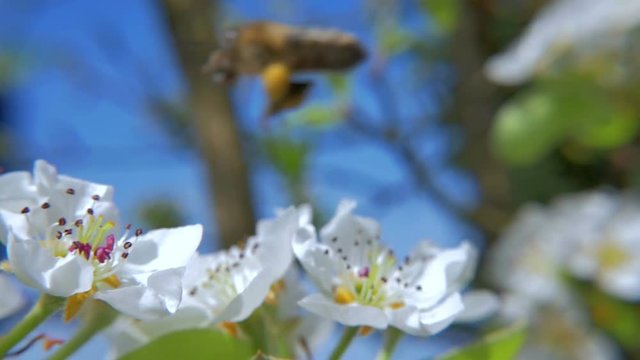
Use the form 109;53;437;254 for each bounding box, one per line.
213;269;273;323
0;171;37;212
0;210;30;244
8;233;93;296
319;200;381;269
390;293;464;336
402;241;476;309
298;293;389;329
598;264;640;301
34;160;114;202
255;207;298;281
0;274;25;319
123;224;203;273
211;209;298;322
96;268;185;321
456;290;500;323
293;236;341;294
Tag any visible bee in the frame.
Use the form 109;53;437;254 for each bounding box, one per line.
202;21;366;118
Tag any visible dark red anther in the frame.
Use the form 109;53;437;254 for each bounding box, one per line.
91;194;100;201
58;218;66;226
105;234;115;250
66;188;75;195
40;202;50;209
94;247;111;263
69;241;92;260
20;207;30;214
358;267;370;278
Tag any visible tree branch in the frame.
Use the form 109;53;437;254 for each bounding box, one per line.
160;0;255;248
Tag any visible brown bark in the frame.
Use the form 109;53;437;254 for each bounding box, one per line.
449;1;513;238
160;0;255;248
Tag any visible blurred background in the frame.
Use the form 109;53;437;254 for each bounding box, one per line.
1;0;640;359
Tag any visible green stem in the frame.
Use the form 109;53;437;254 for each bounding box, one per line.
375;328;403;360
0;294;65;357
48;300;118;360
329;327;358;360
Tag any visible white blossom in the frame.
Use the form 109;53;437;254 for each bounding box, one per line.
104;207;301;358
485;0;640;84
0;160;202;320
294;200;491;336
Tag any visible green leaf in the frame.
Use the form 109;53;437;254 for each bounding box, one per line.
492;89;568;165
262;136;308;182
422;0;460;33
327;74;351;97
119;329;254;360
573;104;639;150
438;323;527;360
288;103;344;127
492;75;640;165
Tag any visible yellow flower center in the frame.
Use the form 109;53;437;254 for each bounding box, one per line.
389;301;405;310
64;287;96;321
333;286;356;304
597;241;630;271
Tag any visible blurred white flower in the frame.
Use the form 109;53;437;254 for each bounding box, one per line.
488;190;640;302
179;207;298;324
499;295;618;360
0;273;25;320
0;161;203;320
568;200;640;301
293;200;492;336
485;0;640;84
272;268;334;359
489;190;640;359
104;208;300;358
487;204;570;304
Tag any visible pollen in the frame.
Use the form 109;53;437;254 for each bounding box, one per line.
358;326;375;336
389;301;405;310
264;279;286;305
64;287;96;322
218;321;240;337
333;286;356;305
102;274;121;288
265;290;277;305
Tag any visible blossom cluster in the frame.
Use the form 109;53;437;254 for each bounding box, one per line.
488;190;639;359
0;161;494;358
